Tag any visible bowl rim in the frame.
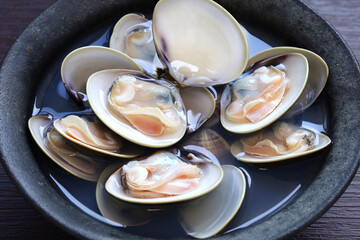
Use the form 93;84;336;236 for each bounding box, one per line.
0;0;360;239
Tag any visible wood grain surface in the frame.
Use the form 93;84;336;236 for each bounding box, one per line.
0;0;359;239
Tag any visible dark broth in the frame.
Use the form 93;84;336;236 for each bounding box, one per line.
31;20;330;239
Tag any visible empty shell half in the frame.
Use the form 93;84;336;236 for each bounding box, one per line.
61;46;141;106
110;13;163;75
179;165;246;239
152;0;249;87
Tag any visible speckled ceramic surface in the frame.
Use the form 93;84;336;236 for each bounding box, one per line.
0;0;359;239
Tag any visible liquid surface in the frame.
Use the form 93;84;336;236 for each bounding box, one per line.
31;21;330;239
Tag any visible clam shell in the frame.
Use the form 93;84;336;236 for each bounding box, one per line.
246;47;328;118
53;114;143;158
230;125;331;163
87;69;187;148
28;115;109;181
105;151;224;204
220;53;309;133
179;165;246;239
110;14;162;75
110;13;149;52
152;0;249;87
61;46;141;106
179;87;216;133
96;163;163;226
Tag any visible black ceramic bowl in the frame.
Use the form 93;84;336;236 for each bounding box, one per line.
1;0;360;239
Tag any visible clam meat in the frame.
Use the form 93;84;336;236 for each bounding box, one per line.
53;114;143;158
108;75;183;136
225;66;287;123
246;47;329;119
29;115;111;181
87;69;187;148
230;122;331;163
120;151;201;199
105;150;223;204
221;53;309;133
54;115;122;151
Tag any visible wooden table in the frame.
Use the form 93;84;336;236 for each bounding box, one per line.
0;0;359;239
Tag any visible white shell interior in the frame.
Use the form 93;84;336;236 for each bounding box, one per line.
152;0;249;87
220;53;309;133
110;14;162;75
86;69;187;148
230;126;331;163
179;165;246;239
105;159;224;204
61;46;141;101
110;13;149;52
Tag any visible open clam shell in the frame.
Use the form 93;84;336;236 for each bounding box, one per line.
61;46;141;106
179;87;216;133
87;69;187;148
152;0;249;87
96;163;164;227
53;114;143;158
28;115;110;181
220;53;309;133
179;165;246;239
105;150;223;204
247;47;328;118
230;123;331;163
110;14;162;75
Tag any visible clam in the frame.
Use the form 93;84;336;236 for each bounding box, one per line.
179;165;246;239
105;150;223;204
179;87;216;133
110;13;162;75
230;122;331;163
96;163;164;226
152;0;249;87
53;114;143;158
28;115;111;181
246;47;328;118
61;46;141;106
87;69;187;148
220;53;309;133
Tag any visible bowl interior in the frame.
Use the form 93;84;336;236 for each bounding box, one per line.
0;0;360;239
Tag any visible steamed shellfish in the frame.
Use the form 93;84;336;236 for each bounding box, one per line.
105;150;223;204
29;115;111;181
221;53;309;133
87;70;187;148
230;122;331;163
